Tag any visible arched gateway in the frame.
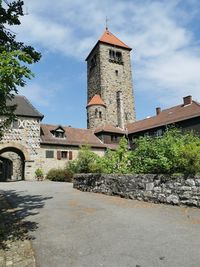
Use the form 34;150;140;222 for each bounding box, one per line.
0;144;29;182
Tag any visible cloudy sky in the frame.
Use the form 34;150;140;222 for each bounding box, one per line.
12;0;200;128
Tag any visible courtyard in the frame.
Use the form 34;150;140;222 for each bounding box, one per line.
0;181;200;267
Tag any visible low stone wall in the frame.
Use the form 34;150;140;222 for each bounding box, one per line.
73;174;200;208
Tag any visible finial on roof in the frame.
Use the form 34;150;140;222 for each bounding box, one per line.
105;16;109;30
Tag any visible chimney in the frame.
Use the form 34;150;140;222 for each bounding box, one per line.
183;95;192;106
156;107;161;115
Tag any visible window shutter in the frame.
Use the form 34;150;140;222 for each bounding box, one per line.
69;151;73;160
57;150;61;160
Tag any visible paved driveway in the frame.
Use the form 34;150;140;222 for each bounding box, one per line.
0;181;200;267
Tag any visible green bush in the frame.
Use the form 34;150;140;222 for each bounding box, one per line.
129;128;200;175
35;168;44;178
46;168;73;182
100;137;132;174
66;145;103;174
63;129;200;176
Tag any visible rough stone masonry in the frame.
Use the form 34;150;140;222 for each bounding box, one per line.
73;173;200;208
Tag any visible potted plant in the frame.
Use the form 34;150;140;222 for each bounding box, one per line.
35;168;44;181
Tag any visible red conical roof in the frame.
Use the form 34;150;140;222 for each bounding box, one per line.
99;29;131;50
87;94;106;108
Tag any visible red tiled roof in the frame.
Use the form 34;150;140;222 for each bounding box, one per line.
94;124;126;134
40;124;106;148
99;30;131;50
85;29;131;61
87;94;106;107
127;100;200;134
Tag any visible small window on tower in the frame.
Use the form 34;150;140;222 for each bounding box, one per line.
109;49;115;59
115;70;118;76
99;111;102;119
95;108;98;118
116;51;122;62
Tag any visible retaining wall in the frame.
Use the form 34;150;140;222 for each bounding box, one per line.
73;174;200;207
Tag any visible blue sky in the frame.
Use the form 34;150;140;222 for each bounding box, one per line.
12;0;200;128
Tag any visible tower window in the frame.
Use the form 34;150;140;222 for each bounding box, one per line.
116;51;122;62
95;108;98;118
115;70;118;76
109;50;123;65
99;111;102;119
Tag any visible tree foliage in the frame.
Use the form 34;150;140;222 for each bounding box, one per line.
0;0;41;134
66;129;200;176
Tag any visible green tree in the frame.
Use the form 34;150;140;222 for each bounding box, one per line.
0;0;41;135
130;128;200;174
74;145;102;173
101;137;132;174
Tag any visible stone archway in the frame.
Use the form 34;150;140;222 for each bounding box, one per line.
0;146;27;181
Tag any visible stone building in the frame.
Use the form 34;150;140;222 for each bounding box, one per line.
0;96;107;181
1;29;200;181
86;29;136;130
0;96;43;181
127;95;200;148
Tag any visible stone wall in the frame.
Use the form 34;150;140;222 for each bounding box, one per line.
73;174;200;208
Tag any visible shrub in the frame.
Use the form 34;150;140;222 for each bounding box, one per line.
100;137;132;174
179;143;200;175
46;168;73;182
130;128;200;175
35;168;44;178
70;145;103;173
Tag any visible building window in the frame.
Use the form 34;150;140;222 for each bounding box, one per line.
111;135;118;142
115;70;119;76
109;50;123;65
61;151;68;159
99;111;102;119
46;150;54;158
95;108;98;118
57;150;73;160
156;129;163;137
52;128;65;138
109;49;115;59
116;51;122;62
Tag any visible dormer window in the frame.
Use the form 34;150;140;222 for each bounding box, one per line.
51;126;65;139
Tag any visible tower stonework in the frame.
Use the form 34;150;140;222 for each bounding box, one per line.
86;29;136;129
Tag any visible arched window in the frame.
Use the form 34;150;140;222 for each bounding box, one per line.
99;111;102;119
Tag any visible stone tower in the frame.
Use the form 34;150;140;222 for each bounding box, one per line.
86;29;135;130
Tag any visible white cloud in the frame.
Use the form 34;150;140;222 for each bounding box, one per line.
13;0;200;107
18;83;58;107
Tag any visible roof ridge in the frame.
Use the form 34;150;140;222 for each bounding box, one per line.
41;123;93;132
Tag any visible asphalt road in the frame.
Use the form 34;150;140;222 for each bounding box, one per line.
0;181;200;267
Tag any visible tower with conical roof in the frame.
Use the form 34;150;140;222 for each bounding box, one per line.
86;28;135;129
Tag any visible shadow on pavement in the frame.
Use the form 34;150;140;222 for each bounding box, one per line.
0;190;52;250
